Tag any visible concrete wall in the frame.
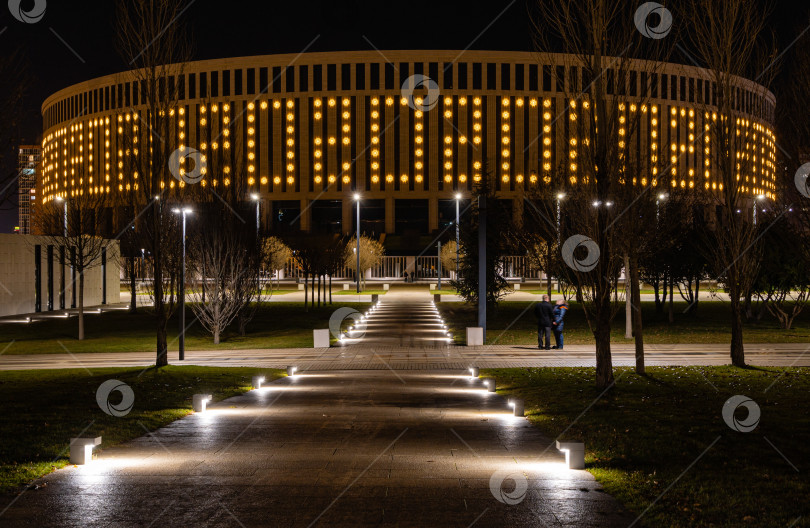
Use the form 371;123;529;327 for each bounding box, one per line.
0;234;120;317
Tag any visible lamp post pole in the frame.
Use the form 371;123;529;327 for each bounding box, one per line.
556;193;564;292
455;194;460;280
173;208;192;361
477;194;486;341
437;241;442;290
354;194;361;293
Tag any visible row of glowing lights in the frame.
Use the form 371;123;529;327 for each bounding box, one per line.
74;365;580;471
337;301;453;343
40;99;777;202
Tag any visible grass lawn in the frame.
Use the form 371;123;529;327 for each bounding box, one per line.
0;366;284;494
440;300;810;344
483;366;810;528
0;302;369;355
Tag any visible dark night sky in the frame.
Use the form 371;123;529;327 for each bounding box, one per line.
0;0;805;232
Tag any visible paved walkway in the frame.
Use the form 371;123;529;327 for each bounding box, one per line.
2;343;808;371
0;370;634;527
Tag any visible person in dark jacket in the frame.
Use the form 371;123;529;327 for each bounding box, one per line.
534;295;554;350
552;299;569;350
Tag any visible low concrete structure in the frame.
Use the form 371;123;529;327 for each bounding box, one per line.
69;436;101;465
192;394;212;412
466;327;484;346
556;440;586;469
313;329;330;348
0;234;120;317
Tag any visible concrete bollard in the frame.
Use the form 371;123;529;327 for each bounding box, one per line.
469;367;480;377
429;283;436;291
514;283;521;290
383;284;390;291
556;440;585;469
371;294;379;303
298;284;305;290
512;398;524;417
434;294;441;303
466;327;484;346
252;376;265;389
486;378;496;392
286;366;298;376
313;329;330;348
69;436;101;465
193;394;212;412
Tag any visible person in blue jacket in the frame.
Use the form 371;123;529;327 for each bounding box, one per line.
552;299;569;350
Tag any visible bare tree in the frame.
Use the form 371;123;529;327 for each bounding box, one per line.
116;0;193;366
0;50;31;209
34;193;111;340
684;0;776;366
529;0;671;386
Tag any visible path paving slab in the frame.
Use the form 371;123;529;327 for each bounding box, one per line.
1;370;635;527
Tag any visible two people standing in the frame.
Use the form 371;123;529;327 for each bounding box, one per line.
534;295;568;350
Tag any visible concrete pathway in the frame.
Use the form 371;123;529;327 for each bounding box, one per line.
0;370;634;527
2;343;809;371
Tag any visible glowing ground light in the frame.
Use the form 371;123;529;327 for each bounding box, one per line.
192;394;212;412
69;436;101;465
556;440;585;469
286;366;298;376
252;376;265;389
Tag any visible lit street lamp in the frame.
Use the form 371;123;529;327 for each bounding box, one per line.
251;193;261;236
354;194;361;293
753;194;765;225
172;207;193;360
454;193;461;279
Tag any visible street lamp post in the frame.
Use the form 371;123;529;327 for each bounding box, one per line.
251;193;261;236
437;241;442;290
454;193;461;280
753;194;765;226
172;207;192;361
354;194;361;293
555;193;565;292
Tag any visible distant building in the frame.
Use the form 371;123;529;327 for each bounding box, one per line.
17;145;40;235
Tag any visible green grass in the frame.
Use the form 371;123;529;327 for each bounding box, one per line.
0;302;369;355
440;300;810;344
0;366;284;494
483;366;810;528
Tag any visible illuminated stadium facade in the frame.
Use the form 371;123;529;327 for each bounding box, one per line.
39;51;777;236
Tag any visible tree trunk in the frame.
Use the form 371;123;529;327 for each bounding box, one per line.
594;312;614;389
78;269;85;341
729;283;746;367
304;273;308;311
154;262;168;367
130;255;137;313
630;255;644;375
546;243;553;296
668;274;675;323
317;274;321;307
329;275;333;304
624;254;632;339
213;326;220;345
